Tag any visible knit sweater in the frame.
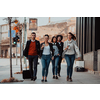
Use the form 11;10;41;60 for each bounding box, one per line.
63;39;81;57
28;41;38;56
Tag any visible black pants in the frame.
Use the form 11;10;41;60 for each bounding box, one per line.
57;56;62;75
28;55;38;78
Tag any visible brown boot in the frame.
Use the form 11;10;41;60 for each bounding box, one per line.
69;78;72;82
66;76;69;81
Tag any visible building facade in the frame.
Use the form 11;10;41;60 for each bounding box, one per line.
0;17;76;58
76;17;100;72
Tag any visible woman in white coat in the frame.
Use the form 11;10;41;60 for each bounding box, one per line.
63;32;81;82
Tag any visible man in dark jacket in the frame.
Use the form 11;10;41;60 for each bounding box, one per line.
23;32;40;81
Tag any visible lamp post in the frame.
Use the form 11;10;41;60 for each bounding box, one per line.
24;17;27;68
8;17;13;78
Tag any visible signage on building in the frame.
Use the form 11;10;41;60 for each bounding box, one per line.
8;30;16;37
29;18;37;30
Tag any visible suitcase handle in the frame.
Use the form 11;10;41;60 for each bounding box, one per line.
25;59;27;70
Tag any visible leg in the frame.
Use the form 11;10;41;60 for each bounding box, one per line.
69;55;75;78
41;55;46;78
45;55;51;77
55;56;59;76
33;55;38;78
28;55;33;79
65;55;71;77
52;57;55;76
58;56;62;75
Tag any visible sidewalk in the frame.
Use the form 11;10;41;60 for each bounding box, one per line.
0;58;100;84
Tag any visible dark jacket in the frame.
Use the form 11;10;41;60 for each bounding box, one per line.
52;42;63;56
57;42;64;56
23;40;40;58
40;42;54;58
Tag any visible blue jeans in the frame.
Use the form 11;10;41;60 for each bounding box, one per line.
28;55;38;78
41;54;51;77
65;54;75;78
52;56;59;76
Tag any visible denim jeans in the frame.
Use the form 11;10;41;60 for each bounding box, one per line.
28;55;38;78
57;56;62;75
41;54;51;77
65;54;75;78
52;56;59;76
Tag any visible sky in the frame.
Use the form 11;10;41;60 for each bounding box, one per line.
0;17;71;26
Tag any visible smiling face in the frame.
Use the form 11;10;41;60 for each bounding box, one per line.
57;36;61;41
44;36;49;42
67;33;72;40
53;37;56;43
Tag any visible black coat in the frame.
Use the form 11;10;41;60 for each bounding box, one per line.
57;42;64;56
23;40;40;58
40;42;54;58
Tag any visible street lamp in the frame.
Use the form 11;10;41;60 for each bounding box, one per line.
8;17;13;78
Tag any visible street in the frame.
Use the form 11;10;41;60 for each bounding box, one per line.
0;58;100;84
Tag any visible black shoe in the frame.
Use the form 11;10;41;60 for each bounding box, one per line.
31;77;33;81
45;80;47;82
41;79;44;82
53;76;55;79
55;76;58;79
58;74;61;77
33;77;37;81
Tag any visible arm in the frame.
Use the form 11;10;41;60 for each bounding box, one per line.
38;41;40;57
23;41;28;57
51;43;54;57
38;41;40;51
63;41;69;51
61;42;64;55
40;43;44;50
74;42;81;58
57;43;61;56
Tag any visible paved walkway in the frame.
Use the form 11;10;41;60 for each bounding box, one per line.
0;58;100;84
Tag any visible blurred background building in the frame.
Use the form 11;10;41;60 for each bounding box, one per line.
0;17;76;58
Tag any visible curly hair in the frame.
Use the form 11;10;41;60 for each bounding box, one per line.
56;35;63;41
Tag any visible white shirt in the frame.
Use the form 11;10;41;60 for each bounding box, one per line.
43;45;51;55
31;39;35;42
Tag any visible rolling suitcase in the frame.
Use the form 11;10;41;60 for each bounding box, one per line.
23;70;31;79
22;60;31;79
74;66;85;72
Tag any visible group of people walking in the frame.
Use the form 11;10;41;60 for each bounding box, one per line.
23;32;81;82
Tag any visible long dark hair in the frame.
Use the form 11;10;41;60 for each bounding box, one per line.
67;32;76;40
51;36;57;42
